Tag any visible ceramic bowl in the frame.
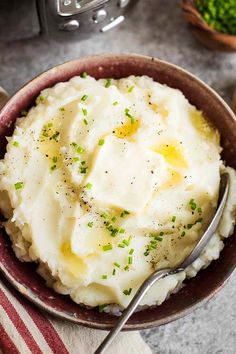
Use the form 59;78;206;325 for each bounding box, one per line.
0;54;236;330
181;0;236;52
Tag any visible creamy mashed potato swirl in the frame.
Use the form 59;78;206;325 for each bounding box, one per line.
0;75;235;311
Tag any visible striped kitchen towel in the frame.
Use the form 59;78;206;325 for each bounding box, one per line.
0;273;152;354
0;87;152;354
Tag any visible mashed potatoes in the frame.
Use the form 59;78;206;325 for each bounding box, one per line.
0;75;235;311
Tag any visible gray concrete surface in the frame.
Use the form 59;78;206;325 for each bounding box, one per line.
0;0;236;353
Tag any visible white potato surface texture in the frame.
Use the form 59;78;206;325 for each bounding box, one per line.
0;75;235;311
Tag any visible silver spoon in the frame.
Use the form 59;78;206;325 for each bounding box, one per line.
95;172;229;354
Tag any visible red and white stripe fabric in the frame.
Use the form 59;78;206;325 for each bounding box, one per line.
0;273;152;354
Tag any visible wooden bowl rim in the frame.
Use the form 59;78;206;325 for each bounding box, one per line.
181;0;236;39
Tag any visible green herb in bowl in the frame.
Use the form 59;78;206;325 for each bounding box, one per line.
195;0;236;35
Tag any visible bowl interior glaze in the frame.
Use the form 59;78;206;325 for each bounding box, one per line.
0;54;236;330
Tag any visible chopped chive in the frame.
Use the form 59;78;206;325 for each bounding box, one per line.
81;161;86;165
128;256;133;265
120;210;130;217
128;86;135;93
118;244;125;248
81;72;87;79
111;228;118;237
129;248;134;255
39;95;44;102
172;216;176;222
160;231;164;236
112;101;118;106
112;269;116;276
13;141;19;147
124;265;129;271
85;182;92;189
87;221;93;228
111;216;117;223
103;244;113;251
197;207;202;213
73;157;79;162
76;146;85;154
52;131;60;141
143;251;149;256
21;110;28;116
189;199;197;210
106;223;113;231
187;224;193;229
98;138;105;146
71;142;77;147
14;182;23;190
79;166;88;174
119;228;125;234
181;231;186;237
52;156;57;163
101;275;107;279
81;94;88;101
104;78;112;88
98;304;106;313
48;122;53;127
122;240;129;246
123;288;132;296
50;165;57;171
114;262;120;268
155;236;163;241
82;108;88;117
60;107;65;112
124;108;135;124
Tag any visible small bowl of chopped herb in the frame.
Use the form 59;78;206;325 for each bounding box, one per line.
181;0;236;51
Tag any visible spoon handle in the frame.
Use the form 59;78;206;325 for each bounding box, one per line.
94;268;173;354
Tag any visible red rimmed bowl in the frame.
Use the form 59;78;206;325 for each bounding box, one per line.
0;54;236;330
